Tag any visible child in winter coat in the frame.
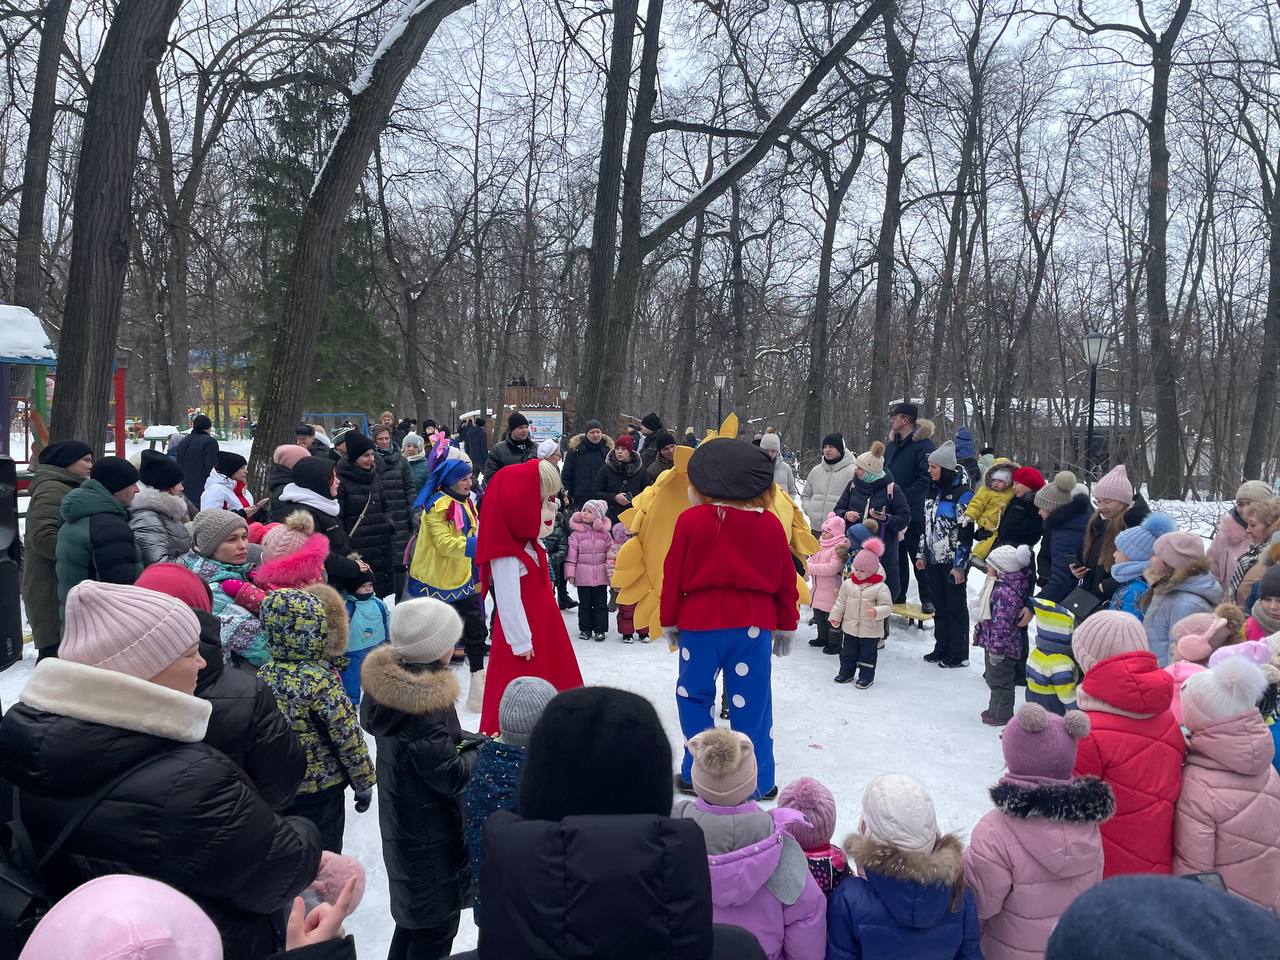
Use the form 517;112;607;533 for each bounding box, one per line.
566;498;613;641
777;777;851;899
609;522;648;642
1025;598;1078;714
972;544;1035;726
961;458;1017;562
828;773;982;960
673;728;827;960
464;676;557;926
829;537;892;688
340;566;390;704
1165;605;1246;725
1211;637;1280;777
1108;512;1176;620
359;598;473;958
807;515;850;654
258;585;377;853
1071;612;1186;877
542;501;574;610
183;509;269;667
1175;657;1280;911
1142;532;1221;666
963;704;1113;960
1245;565;1280;640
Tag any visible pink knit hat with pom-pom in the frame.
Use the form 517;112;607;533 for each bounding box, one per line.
1000;702;1091;785
777;776;838;851
851;537;885;580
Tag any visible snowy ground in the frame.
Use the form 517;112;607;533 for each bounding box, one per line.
0;468;1227;955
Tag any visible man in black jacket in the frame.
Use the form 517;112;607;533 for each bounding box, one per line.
483;413;537;482
637;412;665;466
561;420;612;507
883;403;935;611
176;414;220;509
460;417;489;467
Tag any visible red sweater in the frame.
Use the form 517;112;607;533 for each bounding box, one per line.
661;504;800;632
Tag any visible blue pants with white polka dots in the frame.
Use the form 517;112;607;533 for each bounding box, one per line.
677;626;775;796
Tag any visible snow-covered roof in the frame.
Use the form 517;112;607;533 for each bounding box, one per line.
0;305;56;363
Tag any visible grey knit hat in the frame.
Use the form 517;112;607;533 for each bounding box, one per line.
390;597;463;664
928;440;957;472
1034;470;1078;512
190;509;249;557
499;676;557;748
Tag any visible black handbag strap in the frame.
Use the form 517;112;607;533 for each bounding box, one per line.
9;751;171;872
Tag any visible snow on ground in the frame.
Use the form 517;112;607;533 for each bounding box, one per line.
0;498;1228;955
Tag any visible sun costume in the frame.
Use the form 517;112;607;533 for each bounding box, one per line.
476;459;583;736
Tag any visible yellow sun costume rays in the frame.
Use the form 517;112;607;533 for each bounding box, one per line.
611;413;819;643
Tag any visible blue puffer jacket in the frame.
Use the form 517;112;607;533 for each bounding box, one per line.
918;467;975;569
1142;569;1221;667
827;834;981;960
1038;493;1091;604
1109;565;1150;621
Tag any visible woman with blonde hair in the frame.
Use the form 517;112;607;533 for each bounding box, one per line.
1067;464;1150;610
1230;497;1280;608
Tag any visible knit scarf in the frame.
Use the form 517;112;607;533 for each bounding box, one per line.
1230;543;1263;597
971;572;997;624
860;469;885;483
820;530;849;551
1252;602;1280;636
404;448;426;463
849;572;884;586
232;478;251;509
1111;559;1149;585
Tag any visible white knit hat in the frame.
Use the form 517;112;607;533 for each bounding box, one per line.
987;544;1032;574
389;597;463;664
537;438;559;460
1181;658;1269;732
859;773;939;853
61;581;200;680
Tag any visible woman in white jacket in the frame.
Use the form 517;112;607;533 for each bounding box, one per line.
801;434;856;534
200;451;267;519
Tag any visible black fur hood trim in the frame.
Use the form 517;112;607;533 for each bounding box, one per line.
1044;492;1093;530
990;776;1114;824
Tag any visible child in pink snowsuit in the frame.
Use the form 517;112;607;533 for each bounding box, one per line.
609;522;648;643
673;729;826;960
566;499;613;641
806;514;849;654
964;703;1113;960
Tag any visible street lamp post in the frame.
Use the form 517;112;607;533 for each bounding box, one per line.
1082;331;1112;489
450;399;457;427
713;373;727;425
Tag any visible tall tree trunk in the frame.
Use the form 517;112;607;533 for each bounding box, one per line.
672;205;708;433
14;0;69;319
729;184;748;428
867;5;908;439
1243;164;1280;479
248;0;475;488
50;0;181;450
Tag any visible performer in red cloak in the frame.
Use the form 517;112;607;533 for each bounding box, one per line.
477;458;583;735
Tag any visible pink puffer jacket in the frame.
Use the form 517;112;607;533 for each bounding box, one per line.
1173;709;1280;910
805;518;848;613
1207;509;1252;591
963;776;1113;960
566;511;614;587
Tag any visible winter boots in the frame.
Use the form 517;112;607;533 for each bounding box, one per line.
466;669;485;713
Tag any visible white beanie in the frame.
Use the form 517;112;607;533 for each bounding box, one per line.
759;431;782;454
859;773;939;853
537;438;559;460
390;597;463;664
402;432;425;449
987;544;1032;574
1181;657;1269;732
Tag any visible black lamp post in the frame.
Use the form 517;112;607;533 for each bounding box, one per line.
1082;331;1112;488
713;373;727;425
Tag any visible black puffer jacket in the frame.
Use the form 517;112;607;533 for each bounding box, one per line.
360;647;471;929
1079;493;1151;603
176;429;219;509
0;658;322;958
475;811;718;959
335;460;394;596
267;463;295;515
375;446;417;567
196;614;305;811
882;419;936;520
483;436;536;481
833;471;911;538
992;492;1044;551
560;434;613;507
594;450;652;524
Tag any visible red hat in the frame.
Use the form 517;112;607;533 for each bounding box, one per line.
136;562;214;614
1012;466;1046;491
615;434;635;452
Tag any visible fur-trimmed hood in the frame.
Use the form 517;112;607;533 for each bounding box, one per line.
1044;492;1094;530
261;583;349;661
844;833;966;925
250;532;330;590
604;447;643;476
359;644;459;720
1147;562;1218;602
567;432;613;453
990;776;1114;824
131;486;191;522
912;419;935;442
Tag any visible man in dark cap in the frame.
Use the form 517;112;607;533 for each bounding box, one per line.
884;401;936;611
54;456;142;631
295;423;315;449
22;440;93;657
638;412;665;467
483;412;537;482
174;413;219;510
663;439;799;801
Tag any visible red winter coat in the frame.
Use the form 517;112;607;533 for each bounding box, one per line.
1073;651;1187;877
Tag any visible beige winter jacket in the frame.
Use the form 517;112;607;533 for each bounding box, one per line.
829;574;893;639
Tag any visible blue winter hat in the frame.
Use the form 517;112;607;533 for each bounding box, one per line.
414;457;471;512
1114;512;1177;563
955;427;976;460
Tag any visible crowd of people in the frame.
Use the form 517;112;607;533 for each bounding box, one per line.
5;398;1280;960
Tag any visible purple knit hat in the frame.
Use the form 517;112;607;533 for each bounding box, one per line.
777;776;837;850
1001;703;1091;785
